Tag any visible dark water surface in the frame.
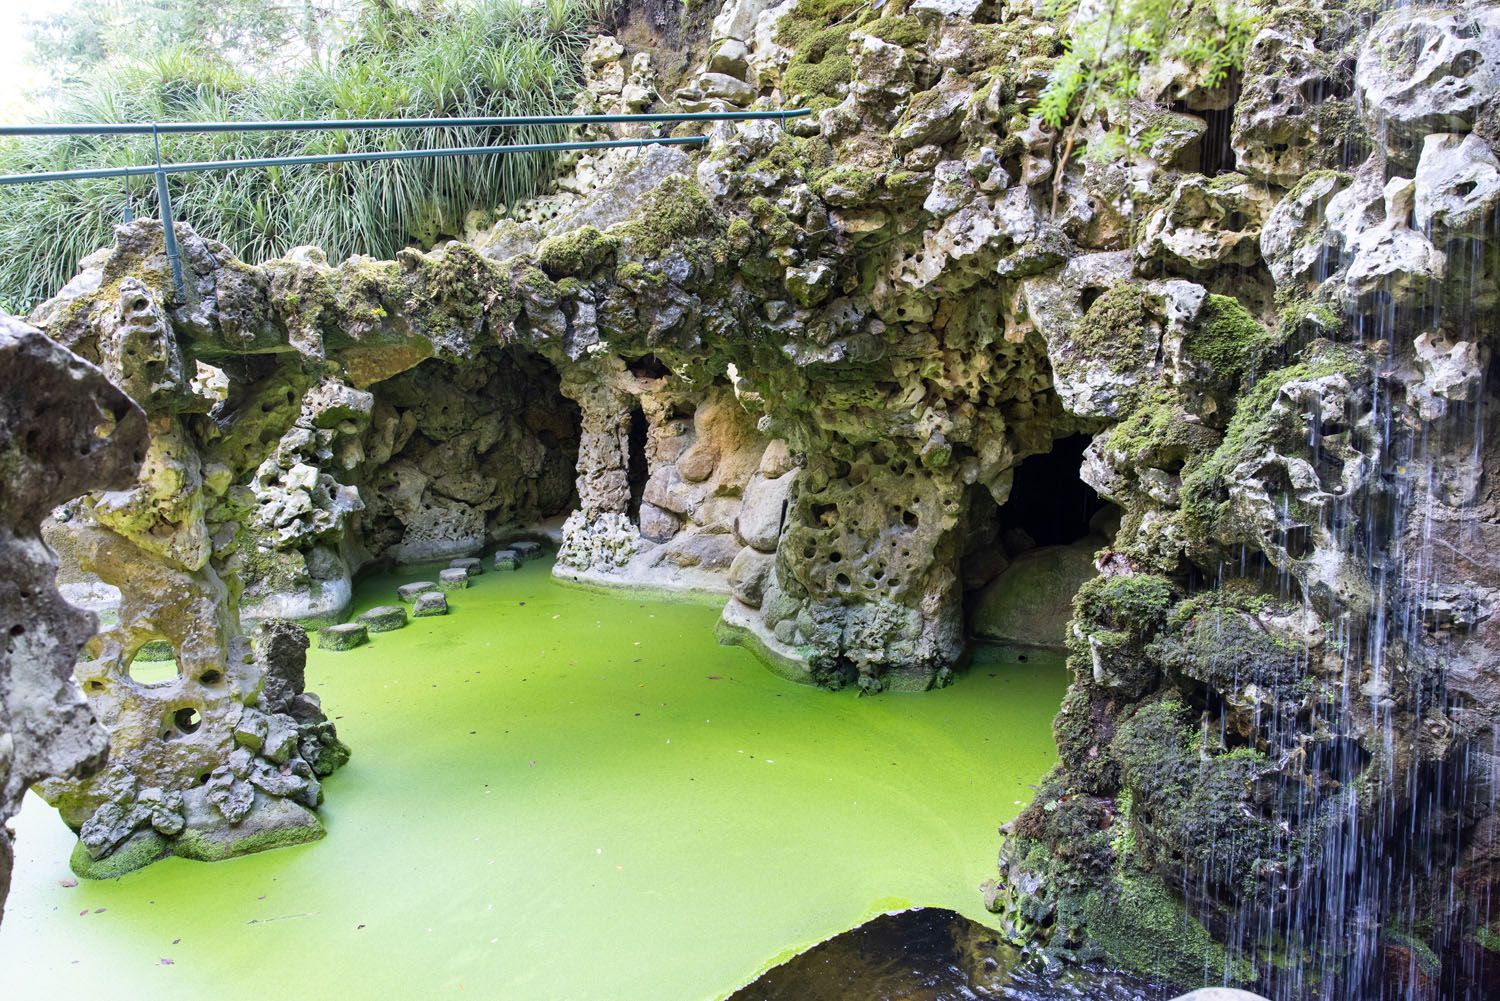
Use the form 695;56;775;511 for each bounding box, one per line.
730;908;1180;1001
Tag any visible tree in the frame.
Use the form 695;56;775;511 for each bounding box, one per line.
25;0;361;85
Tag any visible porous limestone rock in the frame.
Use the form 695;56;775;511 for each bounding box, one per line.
0;316;146;919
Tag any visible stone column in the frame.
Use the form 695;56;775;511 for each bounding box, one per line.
0;315;146;921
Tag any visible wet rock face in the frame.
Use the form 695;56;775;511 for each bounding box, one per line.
989;3;1500;998
0;316;146;920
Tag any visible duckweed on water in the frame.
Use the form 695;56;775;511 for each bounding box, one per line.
0;559;1065;1001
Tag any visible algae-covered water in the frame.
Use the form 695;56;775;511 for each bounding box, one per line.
0;558;1066;1001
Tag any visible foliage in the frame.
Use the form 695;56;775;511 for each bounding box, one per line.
26;0;360;83
1;0;608;309
1032;0;1258;207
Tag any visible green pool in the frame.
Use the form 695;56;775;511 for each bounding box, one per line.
0;558;1067;1000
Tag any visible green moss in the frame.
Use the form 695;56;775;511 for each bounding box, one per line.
858;14;926;49
748;195;802;246
1080;869;1255;985
1075;574;1175;636
1072;282;1153;366
1103;384;1219;466
775;0;867;107
1149;605;1305;691
1179;343;1367;539
535;226;619;278
1284;168;1349;205
1184;293;1280;386
70;829;169;880
173;816;326;862
620;175;719;258
615;261;668;288
812;163;880;203
1474;924;1500;955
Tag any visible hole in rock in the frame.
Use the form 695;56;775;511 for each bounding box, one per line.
625;354;670;380
171;707;202;735
127;640;179;687
199;669;223;686
962;436;1113;636
1198;101;1238;176
626;403;649;521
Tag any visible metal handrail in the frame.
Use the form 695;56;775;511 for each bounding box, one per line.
0;136;710;186
0;109;809;137
0;109;809;299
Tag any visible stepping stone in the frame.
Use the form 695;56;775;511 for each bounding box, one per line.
450;557;483;577
397;581;438;603
318;623;368;651
511;540;543;560
413;591;448;617
358;605;407;633
493;549;520;571
439;568;469;591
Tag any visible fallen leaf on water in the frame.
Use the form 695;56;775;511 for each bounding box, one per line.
172;938;181;945
159;959;174;966
706;675;721;680
58;878;77;888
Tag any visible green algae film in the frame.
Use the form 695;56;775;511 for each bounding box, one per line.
0;560;1066;1000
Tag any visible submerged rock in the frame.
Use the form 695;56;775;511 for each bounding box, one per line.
412;592;449;617
357;606;407;633
397;581;438;603
318;623;368;651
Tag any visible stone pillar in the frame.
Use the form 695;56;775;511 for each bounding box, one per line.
35;281;349;878
0;315;146;921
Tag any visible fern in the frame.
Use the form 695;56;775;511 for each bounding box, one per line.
1032;0;1260;210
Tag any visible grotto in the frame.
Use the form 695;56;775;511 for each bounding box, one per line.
0;0;1498;999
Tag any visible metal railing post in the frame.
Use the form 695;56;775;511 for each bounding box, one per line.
151;124;186;301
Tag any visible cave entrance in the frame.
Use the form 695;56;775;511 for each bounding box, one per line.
998;434;1110;550
626;401;649;521
962;434;1117;649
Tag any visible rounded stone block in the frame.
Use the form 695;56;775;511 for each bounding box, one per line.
357;605;407;633
511;540;543;561
317;622;368;651
413;591;449;617
493;549;521;570
439;568;470;591
449;557;483;577
397;581;437;603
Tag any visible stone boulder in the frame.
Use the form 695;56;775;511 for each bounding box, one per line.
971;541;1100;649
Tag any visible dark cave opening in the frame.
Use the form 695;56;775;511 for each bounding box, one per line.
626;402;649;521
998;434;1111;550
